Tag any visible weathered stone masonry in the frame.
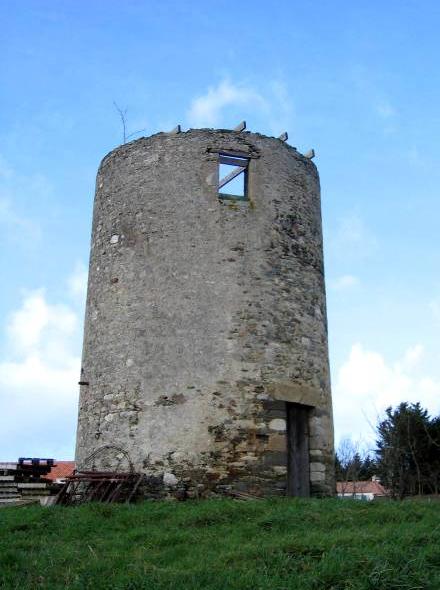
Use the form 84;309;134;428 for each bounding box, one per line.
75;128;335;497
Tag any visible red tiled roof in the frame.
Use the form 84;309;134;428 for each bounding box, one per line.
45;461;75;481
337;480;388;496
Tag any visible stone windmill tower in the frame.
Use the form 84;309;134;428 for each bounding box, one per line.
75;124;335;497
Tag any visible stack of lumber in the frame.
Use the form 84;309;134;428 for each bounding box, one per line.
17;482;51;501
0;469;22;504
0;459;56;506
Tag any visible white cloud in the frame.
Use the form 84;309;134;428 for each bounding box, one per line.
375;99;396;120
187;79;267;128
7;289;77;353
265;80;294;136
0;197;41;243
0;275;83;460
333;343;440;446
399;344;424;370
329;213;378;260
351;65;398;126
186;78;293;135
375;99;398;135
429;298;440;323
0;155;47;246
0;354;79;399
336;215;368;244
330;274;360;291
405;146;433;169
67;261;88;302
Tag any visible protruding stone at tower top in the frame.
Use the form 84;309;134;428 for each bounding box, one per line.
75;128;335;497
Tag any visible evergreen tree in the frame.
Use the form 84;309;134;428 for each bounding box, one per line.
376;402;440;498
359;456;377;480
335;438;377;482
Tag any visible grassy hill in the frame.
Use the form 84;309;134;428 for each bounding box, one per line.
1;498;440;589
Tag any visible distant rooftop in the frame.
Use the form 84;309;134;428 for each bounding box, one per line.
337;480;388;496
44;461;75;482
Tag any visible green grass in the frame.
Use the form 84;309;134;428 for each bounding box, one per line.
1;498;440;589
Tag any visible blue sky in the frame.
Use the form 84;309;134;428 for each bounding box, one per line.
1;1;440;460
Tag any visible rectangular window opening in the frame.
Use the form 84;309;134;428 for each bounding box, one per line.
218;153;249;200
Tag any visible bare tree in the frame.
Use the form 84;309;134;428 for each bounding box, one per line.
113;101;146;144
336;437;362;494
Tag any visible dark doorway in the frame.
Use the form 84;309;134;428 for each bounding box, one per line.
286;403;311;497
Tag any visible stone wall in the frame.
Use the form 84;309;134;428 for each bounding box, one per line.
75;129;335;497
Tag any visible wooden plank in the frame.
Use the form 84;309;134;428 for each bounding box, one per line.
219;154;249;167
0;463;17;471
208;148;259;159
287;403;310;497
218;165;246;189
